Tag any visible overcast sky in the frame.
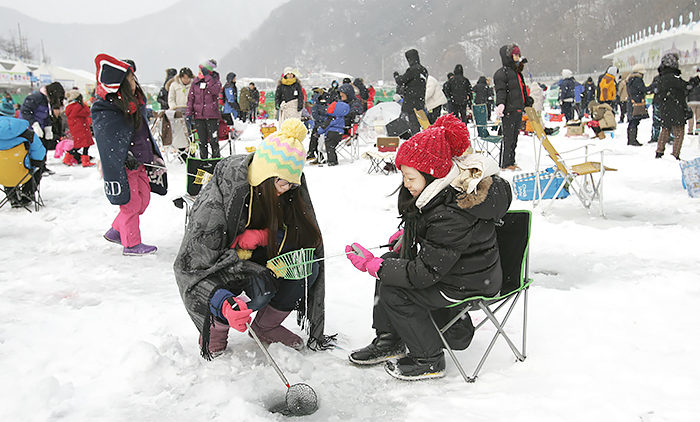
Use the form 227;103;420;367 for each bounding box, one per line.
0;0;180;24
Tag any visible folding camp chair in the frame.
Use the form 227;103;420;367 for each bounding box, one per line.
414;109;431;130
471;104;503;163
525;107;617;217
335;114;362;162
162;110;189;163
361;137;399;175
430;210;533;383
0;143;43;212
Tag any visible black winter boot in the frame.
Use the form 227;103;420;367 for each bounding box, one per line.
627;126;642;146
385;353;446;381
349;332;406;365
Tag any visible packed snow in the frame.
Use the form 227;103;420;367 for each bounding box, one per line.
1;114;699;422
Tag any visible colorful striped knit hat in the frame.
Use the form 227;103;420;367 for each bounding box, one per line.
248;118;307;186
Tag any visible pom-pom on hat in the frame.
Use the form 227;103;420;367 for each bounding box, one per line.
95;54;133;96
199;59;217;73
395;114;471;179
248;118;307;186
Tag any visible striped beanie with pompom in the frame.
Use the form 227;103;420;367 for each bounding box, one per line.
395;114;471;179
248;118;307;186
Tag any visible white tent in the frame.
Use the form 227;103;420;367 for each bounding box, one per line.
9;61;32;74
33;63;95;93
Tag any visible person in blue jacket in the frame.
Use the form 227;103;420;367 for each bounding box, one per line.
317;98;349;166
0;102;46;207
222;72;239;122
91;54;167;256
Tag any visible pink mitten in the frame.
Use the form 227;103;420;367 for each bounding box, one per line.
366;258;383;278
345;243;384;277
388;229;404;253
221;297;253;332
231;229;269;250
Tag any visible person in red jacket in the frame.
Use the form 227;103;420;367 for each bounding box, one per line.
64;89;95;167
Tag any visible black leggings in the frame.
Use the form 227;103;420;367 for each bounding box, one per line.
195;118;220;159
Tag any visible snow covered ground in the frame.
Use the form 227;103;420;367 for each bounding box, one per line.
1;114;699;422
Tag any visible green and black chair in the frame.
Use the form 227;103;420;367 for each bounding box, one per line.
430;209;533;383
471;103;503;163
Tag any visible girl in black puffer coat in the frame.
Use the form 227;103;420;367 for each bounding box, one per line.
345;115;512;381
655;53;690;160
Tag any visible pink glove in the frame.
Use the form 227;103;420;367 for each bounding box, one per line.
221;297;253;332
345;243;384;278
231;229;269;250
388;229;404;253
495;104;505;118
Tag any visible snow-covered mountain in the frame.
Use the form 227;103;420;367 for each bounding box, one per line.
219;0;696;82
0;0;289;84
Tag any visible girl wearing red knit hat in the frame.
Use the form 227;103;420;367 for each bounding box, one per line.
345;114;512;380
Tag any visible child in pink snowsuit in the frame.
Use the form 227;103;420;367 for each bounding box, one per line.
91;54;168;255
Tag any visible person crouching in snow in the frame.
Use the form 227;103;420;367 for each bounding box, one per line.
174;118;334;359
91;54;168;256
345;114;512;380
64;89;95;167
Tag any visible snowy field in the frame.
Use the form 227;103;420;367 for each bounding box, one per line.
1;114;700;422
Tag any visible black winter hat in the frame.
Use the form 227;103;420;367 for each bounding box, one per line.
661;52;679;69
45;82;65;108
338;83;355;99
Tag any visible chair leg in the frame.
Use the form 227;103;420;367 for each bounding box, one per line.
430;313;474;383
479;295;526;362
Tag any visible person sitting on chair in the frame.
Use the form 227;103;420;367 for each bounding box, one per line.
344;114;512;380
316;83;362;166
0;102;47;208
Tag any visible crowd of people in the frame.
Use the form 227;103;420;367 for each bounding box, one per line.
3;45;698;385
550;55;699;159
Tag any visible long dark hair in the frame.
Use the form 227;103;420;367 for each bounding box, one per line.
109;70;145;130
248;177;322;258
394;170;436;260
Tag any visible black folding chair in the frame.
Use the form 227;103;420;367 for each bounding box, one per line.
430;209;533;383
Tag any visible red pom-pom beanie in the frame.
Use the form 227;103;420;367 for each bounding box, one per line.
395;114;471;179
